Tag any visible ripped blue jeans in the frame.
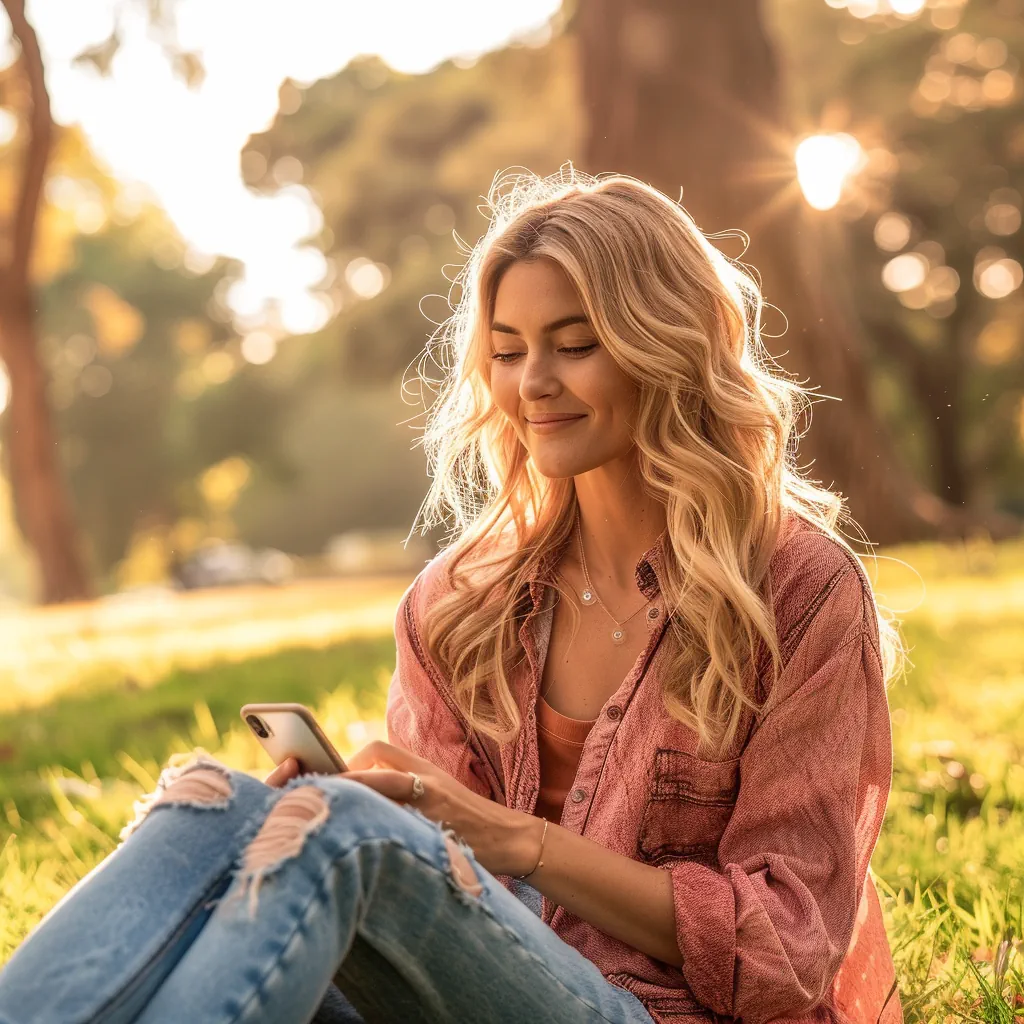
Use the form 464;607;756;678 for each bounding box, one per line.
0;756;655;1024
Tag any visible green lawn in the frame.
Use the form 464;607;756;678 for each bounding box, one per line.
2;538;1024;1019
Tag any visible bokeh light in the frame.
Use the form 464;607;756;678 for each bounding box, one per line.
201;350;235;384
79;364;113;398
890;0;926;14
346;257;388;300
982;69;1016;104
280;292;333;335
848;0;880;19
874;212;912;251
882;252;929;292
240;331;277;365
795;133;865;211
976;257;1023;300
985;203;1022;236
0;107;16;145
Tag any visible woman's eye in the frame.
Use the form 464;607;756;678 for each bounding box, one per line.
489;344;598;363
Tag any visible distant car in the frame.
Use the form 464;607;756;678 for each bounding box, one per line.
324;529;434;575
174;543;294;589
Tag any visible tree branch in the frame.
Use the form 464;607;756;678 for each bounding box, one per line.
2;0;54;288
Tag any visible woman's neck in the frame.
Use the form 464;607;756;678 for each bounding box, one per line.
572;458;667;592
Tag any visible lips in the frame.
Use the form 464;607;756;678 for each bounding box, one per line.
526;414;586;424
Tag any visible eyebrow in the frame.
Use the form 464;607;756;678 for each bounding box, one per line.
490;315;590;336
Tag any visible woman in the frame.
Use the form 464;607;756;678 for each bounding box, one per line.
0;168;905;1023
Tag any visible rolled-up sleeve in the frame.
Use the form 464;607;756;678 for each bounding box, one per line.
672;566;893;1022
386;568;499;801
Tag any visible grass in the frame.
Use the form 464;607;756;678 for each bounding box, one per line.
2;538;1024;1019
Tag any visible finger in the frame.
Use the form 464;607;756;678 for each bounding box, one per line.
348;739;425;773
344;768;425;803
265;757;300;788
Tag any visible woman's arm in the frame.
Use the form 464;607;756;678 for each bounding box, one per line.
340;738;682;966
511;815;682;966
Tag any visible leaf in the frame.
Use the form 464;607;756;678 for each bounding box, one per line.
71;31;122;77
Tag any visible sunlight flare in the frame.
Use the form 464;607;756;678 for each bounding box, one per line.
795;133;865;211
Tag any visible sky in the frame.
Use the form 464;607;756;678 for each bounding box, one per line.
13;0;563;335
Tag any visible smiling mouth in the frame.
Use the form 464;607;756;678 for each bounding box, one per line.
526;415;586;424
525;415;586;432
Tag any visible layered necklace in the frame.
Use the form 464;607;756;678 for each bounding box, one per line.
574;509;659;645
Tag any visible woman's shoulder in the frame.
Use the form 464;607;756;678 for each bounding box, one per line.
400;546;457;622
767;511;875;639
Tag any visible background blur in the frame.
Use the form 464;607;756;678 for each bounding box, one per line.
1;0;1023;1015
0;0;1022;604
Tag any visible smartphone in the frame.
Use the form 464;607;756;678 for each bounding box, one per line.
240;702;348;775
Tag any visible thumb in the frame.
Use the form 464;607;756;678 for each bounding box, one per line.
266;756;300;788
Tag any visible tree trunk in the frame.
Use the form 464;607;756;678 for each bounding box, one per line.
576;0;1017;544
0;0;91;602
0;290;91;602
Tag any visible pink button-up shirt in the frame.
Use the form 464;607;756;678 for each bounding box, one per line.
386;513;903;1023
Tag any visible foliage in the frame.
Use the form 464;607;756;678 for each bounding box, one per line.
42;214;291;575
0;121;299;583
2;538;1024;1017
242;34;580;381
772;0;1024;514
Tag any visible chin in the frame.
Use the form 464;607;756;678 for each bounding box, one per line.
529;453;598;480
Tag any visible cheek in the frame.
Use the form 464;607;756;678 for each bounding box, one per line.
489;369;521;421
578;364;637;423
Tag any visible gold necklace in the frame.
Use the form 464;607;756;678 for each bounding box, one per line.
575;510;655;646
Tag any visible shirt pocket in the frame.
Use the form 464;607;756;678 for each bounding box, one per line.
637;749;740;867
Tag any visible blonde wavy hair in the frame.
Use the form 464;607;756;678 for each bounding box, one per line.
406;165;904;759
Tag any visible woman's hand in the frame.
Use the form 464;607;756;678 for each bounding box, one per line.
269;741;540;878
346;741;543;878
265;756;301;789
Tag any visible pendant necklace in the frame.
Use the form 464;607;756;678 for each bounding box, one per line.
575;510;657;646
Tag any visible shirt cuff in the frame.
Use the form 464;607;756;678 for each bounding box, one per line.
672;861;737;1016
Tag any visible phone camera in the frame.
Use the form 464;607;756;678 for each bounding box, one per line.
246;714;270;739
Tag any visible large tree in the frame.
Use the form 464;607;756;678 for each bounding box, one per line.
576;0;1018;544
0;0;90;601
0;0;208;600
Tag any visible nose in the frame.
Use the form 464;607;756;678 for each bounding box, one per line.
518;350;563;404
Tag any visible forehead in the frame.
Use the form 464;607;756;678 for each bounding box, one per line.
491;259;584;320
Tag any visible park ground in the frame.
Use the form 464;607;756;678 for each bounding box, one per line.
2;539;1024;1019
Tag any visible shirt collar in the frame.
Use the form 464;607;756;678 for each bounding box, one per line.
525;528;668;610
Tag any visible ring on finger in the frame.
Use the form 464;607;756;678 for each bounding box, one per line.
408;771;426;801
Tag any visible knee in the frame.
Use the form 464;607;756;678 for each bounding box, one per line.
237;778;482;913
242;785;330;876
119;755;237;841
241;776;390;876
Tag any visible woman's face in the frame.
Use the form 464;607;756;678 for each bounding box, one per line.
487;258;639;480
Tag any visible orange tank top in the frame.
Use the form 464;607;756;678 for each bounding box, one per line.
534;693;597;824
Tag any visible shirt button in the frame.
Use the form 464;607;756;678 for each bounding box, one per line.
606;704;622;721
647;606;660;619
570;787;587;803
